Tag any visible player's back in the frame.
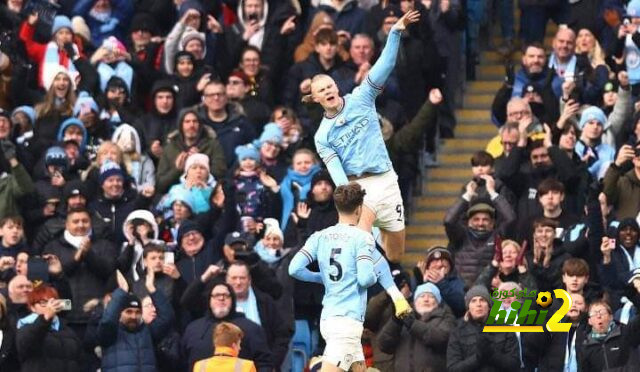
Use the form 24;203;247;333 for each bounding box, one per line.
311;223;374;322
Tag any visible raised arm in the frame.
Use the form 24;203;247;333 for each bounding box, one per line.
367;10;420;89
315;139;349;185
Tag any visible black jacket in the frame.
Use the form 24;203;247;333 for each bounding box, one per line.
197;103;258;168
181;306;273;372
16;315;83;372
447;318;520;371
43;236;117;323
577;318;640;372
378;306;456;372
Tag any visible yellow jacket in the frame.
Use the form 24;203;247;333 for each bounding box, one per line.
192;346;257;372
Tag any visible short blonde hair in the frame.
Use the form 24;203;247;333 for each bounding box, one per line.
213;322;244;347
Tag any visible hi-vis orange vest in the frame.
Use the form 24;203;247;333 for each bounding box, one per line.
192;346;257;372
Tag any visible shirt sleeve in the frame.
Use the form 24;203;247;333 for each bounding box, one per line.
355;28;402;104
316;137;349;185
288;235;323;283
355;234;377;288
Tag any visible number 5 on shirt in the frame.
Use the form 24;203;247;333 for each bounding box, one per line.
329;248;343;281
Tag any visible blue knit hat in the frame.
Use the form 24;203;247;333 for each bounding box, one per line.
579;106;607;130
51;15;73;37
12;106;36;124
177;220;202;244
414;282;442;303
165;187;195;211
235;144;260;162
73;92;99;116
44;146;68;170
629;0;640;17
99;160;124;185
257;123;283;147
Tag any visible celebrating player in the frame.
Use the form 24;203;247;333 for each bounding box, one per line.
308;10;421;266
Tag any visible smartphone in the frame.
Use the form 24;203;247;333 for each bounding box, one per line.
59;299;72;311
609;238;616;248
164;252;175;265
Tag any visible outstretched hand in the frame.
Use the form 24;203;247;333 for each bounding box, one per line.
393;10;420;31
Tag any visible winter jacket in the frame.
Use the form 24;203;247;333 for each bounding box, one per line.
444;195;517;288
98;288;174;372
378;306;456;372
602;164;640;220
522;321;588;372
496;145;581;221
43;236;117;323
16;315;82;372
528;241;571;292
311;0;366;36
197;103;257;168
181;311;274;372
0;162;34;219
0;324;18;371
156;122;227;194
577;319;640;371
447;318;520;372
90;188;153;244
72;0;134;46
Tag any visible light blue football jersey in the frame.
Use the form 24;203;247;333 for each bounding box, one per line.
289;223;377;321
314;28;403;186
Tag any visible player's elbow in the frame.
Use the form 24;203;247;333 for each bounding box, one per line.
358;273;377;288
288;263;299;278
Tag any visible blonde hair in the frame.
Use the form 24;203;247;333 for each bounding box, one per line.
82;141;124;181
501;239;521;252
575;29;607;70
302;74;334;104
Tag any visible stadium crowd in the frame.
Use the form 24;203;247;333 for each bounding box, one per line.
3;0;640;371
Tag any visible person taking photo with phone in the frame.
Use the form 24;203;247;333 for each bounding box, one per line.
15;284;83;372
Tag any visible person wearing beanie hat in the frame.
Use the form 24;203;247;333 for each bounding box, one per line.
51;15;73;38
413;246;466;317
73;92;100;117
44;146;69;171
255;123;283;149
185;153;211;174
576;105;615;179
20;11;82;90
99;270;173;371
165;153;215;214
71;16;91;43
235;144;260;163
376;275;456;371
447;285;520;370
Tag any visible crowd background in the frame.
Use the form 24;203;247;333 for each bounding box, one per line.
3;0;640;371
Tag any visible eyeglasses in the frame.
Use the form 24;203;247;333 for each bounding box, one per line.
203;92;225;98
588;309;609;318
211;293;231;300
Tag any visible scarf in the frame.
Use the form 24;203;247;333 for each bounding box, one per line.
254;240;290;266
236;287;261;326
548;53;576;80
564;328;577;372
43;42;78;89
626;34;640;84
97;61;133;92
590;321;615;341
279;164;321;231
63;230;90;250
89;8;112;23
17;313;60;331
620;244;640;271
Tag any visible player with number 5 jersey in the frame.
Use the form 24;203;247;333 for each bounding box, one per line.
289;183;377;372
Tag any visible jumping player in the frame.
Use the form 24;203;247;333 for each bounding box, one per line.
307;10;420;265
289;183;378;372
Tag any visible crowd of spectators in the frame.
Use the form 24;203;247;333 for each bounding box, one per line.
4;0;640;371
